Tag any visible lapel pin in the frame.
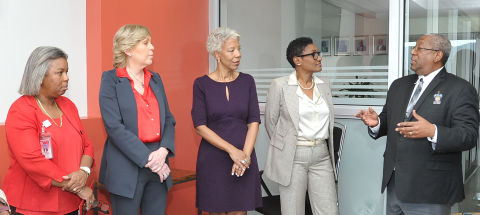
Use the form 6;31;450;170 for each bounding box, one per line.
433;91;442;104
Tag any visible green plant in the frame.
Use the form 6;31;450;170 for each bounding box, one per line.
339;76;375;98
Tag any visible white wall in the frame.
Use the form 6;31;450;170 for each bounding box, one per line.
0;0;87;123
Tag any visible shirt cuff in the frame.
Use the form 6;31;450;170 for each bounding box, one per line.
428;124;438;149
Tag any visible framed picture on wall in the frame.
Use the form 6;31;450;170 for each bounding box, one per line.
373;35;388;55
334;37;350;56
353;35;369;55
321;37;332;56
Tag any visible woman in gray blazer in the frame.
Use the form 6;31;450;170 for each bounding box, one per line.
98;24;175;215
264;37;338;215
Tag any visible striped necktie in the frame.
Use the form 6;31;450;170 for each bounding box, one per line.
404;78;423;121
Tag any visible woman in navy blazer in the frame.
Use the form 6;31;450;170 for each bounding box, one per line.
98;24;176;215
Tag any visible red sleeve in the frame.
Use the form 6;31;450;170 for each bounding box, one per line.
63;97;96;167
5;100;68;192
76;115;95;168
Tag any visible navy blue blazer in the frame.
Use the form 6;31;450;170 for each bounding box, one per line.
98;68;176;199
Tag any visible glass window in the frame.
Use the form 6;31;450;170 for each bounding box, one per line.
220;0;389;105
405;0;480;87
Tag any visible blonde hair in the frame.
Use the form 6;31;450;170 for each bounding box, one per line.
112;24;151;68
206;27;241;56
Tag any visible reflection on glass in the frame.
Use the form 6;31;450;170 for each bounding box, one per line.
220;0;389;105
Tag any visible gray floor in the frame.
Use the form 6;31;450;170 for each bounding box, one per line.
249;166;480;214
455;167;480;213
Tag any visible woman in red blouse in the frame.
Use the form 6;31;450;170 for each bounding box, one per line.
3;46;95;215
98;24;175;215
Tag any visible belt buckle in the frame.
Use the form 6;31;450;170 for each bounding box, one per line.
308;140;317;146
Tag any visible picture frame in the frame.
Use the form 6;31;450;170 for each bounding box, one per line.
334;37;350;56
353;35;369;55
320;37;332;56
372;35;388;55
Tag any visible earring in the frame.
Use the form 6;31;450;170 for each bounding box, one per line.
129;54;132;57
217;58;220;63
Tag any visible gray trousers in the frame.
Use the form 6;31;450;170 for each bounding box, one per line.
386;172;451;215
110;166;168;215
278;144;339;215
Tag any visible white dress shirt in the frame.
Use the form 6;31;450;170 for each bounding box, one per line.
370;67;443;148
288;72;330;141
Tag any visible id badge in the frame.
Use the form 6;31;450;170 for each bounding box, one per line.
39;125;53;159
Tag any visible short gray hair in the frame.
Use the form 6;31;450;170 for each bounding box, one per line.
425;33;451;65
206;27;241;56
19;46;68;96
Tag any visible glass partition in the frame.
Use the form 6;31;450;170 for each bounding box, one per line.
220;0;389;105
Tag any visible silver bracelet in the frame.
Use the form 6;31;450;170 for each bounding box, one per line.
77;186;85;194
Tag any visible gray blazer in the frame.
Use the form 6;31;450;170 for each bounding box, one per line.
264;71;336;186
98;68;176;199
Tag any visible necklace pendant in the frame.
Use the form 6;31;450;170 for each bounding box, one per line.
141;83;144;88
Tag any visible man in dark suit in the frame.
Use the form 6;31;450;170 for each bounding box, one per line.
357;40;367;51
355;34;479;214
338;40;347;52
321;41;329;53
377;39;386;51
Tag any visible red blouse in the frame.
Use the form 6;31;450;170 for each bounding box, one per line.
116;68;161;143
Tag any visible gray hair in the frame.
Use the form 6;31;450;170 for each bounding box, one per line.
206;27;241;56
425;33;451;65
18;46;68;96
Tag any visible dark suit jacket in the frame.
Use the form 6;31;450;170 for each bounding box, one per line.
357;45;366;51
372;68;478;204
98;68;176;199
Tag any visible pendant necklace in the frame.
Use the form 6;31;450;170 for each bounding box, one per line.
128;71;144;88
35;96;63;127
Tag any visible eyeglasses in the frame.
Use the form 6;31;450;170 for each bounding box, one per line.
411;46;439;52
83;200;110;214
297;52;323;60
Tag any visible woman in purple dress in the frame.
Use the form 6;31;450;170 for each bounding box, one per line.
191;27;262;214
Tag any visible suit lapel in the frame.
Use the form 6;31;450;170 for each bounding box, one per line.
406;69;446;121
149;72;166;135
283;83;299;133
316;81;332;115
316;81;334;127
116;76;139;135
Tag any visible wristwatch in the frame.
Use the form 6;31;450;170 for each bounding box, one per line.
80;166;91;177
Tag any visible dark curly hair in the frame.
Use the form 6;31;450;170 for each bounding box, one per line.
286;37;313;68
